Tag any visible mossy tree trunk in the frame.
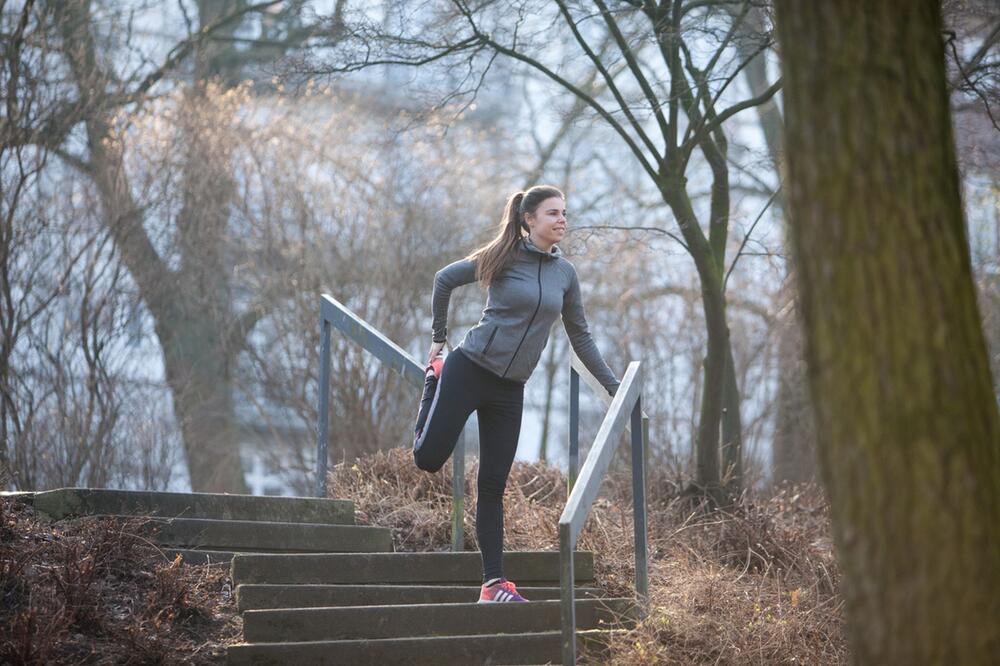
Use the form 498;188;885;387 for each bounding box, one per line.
659;180;728;505
775;1;1000;663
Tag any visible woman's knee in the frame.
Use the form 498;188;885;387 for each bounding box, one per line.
413;445;446;473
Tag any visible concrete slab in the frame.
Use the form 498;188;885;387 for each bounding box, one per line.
242;598;636;642
31;488;354;525
234;583;604;610
230;551;594;586
140;517;391;553
226;630;568;665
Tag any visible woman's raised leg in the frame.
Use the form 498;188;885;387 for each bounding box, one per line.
412;349;479;473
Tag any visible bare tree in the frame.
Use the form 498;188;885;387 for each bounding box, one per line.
729;0;1000;486
300;0;783;502
3;0;353;491
1;1;50;488
0;1;108;489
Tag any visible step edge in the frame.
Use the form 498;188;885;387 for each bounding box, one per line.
227;628;624;648
235;583;604;591
242;597;635;616
124;516;386;530
32;487;355;504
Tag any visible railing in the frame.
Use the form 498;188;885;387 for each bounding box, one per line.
567;352;650;490
315;290;650;646
316;294;468;551
561;353;649;665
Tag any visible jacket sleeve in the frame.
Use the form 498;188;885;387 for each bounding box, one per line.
561;264;621;396
432;258;478;342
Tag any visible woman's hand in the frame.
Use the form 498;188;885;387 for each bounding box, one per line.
428;340;446;364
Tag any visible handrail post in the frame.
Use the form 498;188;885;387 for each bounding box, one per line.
315;318;332;498
558;361;647;664
568;365;579;492
559;522;576;666
631;395;649;611
451;430;465;551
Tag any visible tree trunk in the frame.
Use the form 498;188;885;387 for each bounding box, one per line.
772;287;817;485
662;184;727;504
84;121;248;493
775;1;1000;663
720;341;743;493
159;310;246;492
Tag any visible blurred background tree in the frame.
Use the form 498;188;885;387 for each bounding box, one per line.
1;1;997;507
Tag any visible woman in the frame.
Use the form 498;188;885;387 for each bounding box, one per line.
411;185;621;603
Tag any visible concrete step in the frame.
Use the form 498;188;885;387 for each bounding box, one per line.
231;551;594;586
226;630;616;665
139;517;392;553
242;598;636;643
235;583;604;610
30;488;354;525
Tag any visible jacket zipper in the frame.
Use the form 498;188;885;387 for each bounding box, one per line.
502;255;543;378
482;325;498;354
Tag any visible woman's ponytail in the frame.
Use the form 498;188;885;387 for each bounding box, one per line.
509;191;527;234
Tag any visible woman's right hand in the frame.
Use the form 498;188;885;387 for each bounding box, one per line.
428;340;446;364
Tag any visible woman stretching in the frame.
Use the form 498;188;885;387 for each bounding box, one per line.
412;185;621;603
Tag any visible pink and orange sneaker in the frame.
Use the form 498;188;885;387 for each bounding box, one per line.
478;578;527;603
427;354;444;380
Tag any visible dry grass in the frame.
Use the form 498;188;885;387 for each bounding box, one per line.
0;498;240;665
330;448;847;665
1;449;845;664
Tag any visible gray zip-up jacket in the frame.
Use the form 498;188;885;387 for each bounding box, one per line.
432;237;620;395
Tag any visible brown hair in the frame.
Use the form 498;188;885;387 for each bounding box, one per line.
466;185;565;288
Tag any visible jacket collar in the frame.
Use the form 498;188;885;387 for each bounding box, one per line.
521;236;563;259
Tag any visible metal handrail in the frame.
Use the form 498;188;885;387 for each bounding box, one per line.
560;360;649;665
568;351;650;490
316;293;468;551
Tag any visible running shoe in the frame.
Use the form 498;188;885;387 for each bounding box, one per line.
413;353;444;442
427;354;444;380
478;577;527;603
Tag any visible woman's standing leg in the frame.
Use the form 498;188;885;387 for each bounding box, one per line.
474;380;524;583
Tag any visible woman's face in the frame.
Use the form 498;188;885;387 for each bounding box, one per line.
526;196;567;247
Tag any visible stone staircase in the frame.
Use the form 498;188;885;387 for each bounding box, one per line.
28;487;382;564
21;488;636;665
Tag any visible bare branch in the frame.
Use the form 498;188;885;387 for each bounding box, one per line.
723;185;780;292
592;0;672;152
571;224;690;252
946;30;1000;133
444;0;662;183
684;75;782;152
554;0;663;162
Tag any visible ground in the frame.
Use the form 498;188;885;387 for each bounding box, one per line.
0;500;239;665
1;450;846;664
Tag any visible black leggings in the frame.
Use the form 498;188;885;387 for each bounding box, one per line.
413;347;524;582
